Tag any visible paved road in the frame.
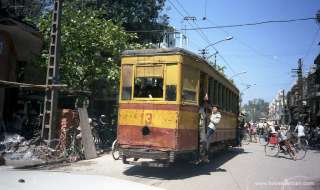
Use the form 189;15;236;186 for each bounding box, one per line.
2;143;320;190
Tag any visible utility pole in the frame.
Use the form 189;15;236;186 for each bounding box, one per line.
182;16;196;48
297;59;303;118
200;49;208;59
282;89;286;125
291;58;303;122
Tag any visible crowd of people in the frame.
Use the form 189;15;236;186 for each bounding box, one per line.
196;93;318;164
236;113;312;149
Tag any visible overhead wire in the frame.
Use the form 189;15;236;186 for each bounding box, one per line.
167;0;205;50
125;17;316;33
174;0;211;44
205;18;289;67
173;0;240;78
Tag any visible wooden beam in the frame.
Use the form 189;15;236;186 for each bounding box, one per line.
0;80;67;89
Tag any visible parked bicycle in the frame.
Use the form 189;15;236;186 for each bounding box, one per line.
90;115;117;148
111;139;120;160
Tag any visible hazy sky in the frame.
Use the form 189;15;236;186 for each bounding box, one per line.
164;0;320;103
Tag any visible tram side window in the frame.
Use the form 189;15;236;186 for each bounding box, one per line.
235;94;238;113
228;90;232;112
233;93;237;113
231;93;235;113
208;78;213;105
221;85;225;110
226;89;229;112
166;64;178;101
217;83;221;107
182;65;199;103
134;65;164;98
121;65;133;100
214;80;218;105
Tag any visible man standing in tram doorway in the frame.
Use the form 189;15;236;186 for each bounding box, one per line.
204;104;222;162
207;106;222;144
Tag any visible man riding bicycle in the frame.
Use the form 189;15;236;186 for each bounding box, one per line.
277;126;296;160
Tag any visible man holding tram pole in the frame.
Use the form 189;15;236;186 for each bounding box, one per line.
203;104;222;162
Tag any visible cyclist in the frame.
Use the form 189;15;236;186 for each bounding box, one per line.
277;126;296;160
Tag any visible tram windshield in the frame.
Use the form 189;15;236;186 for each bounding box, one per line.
134;77;163;98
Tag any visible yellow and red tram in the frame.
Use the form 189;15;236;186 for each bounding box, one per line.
117;48;239;166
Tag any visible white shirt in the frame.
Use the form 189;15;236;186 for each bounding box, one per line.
208;112;221;130
295;124;305;137
269;126;276;133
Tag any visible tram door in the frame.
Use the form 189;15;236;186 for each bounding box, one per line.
198;72;208;149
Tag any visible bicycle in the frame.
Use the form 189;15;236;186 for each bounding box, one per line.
111;139;120;160
264;133;308;160
289;135;308;160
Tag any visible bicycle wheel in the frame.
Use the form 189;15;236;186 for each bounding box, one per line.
112;139;120;160
293;139;308;160
264;143;279;157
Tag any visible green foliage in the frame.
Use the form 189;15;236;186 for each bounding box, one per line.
242;99;269;122
38;2;144;91
79;0;170;43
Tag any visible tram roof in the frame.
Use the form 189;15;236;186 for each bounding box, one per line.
122;48;239;93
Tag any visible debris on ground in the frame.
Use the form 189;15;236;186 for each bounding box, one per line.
0;133;60;164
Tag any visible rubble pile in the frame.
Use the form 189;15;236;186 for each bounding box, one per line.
0;133;59;164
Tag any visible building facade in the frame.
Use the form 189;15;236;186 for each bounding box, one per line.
286;54;320;126
268;89;286;125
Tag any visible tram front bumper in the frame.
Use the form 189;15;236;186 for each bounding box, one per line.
120;148;170;160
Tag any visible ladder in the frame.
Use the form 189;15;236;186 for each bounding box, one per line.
41;0;62;146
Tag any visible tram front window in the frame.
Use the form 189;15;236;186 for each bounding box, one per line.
134;77;163;98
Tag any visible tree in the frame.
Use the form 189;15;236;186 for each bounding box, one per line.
242;99;269;122
37;1;143;92
84;0;171;44
2;0;171;44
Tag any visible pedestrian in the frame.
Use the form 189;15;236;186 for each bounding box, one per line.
204;105;222;162
294;121;306;145
250;123;257;143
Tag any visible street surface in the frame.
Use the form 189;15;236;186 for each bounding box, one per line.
1;143;320;190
